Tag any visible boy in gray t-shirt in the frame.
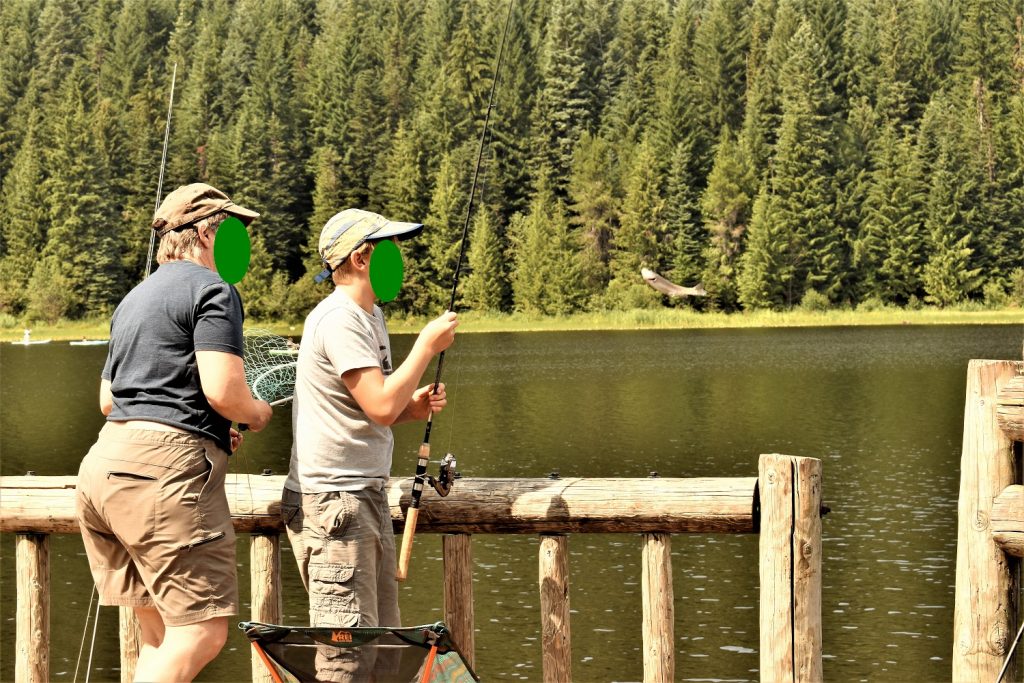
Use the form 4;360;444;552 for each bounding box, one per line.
282;209;457;681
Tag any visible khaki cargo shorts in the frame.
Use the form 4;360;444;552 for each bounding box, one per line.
75;423;238;626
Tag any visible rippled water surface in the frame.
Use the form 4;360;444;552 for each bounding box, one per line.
2;324;1022;681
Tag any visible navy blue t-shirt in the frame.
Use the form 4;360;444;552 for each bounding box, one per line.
102;260;244;453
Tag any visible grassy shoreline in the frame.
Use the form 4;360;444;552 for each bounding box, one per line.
3;307;1021;342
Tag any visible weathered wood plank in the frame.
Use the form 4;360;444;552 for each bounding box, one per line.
539;534;571;683
793;457;823;682
119;607;141;683
953;360;1020;681
250;533;282;683
759;454;794;683
443;534;475;669
16;533;48;683
0;476;758;535
641;532;674;683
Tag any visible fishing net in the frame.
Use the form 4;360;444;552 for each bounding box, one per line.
240;621;479;683
243;329;299;405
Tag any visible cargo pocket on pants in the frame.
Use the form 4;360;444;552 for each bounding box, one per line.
309;562;359;627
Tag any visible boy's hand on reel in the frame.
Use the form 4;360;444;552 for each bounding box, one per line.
408;383;447;421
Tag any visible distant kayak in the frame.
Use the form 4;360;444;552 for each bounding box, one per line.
70;340;109;346
10;339;52;345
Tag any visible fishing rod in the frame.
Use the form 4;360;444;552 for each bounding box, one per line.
144;62;177;279
397;0;516;582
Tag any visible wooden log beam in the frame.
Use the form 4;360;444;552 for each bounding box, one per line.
250;533;282;683
0;476;758;535
953;360;1020;681
641;533;674;683
539;534;571;683
16;533;48;683
996;371;1024;442
443;534;475;669
991;485;1024;558
758;454;823;683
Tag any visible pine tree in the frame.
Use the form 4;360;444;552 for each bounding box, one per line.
0;121;47;313
237;234;289;320
692;0;750;135
510;173;582;314
529;0;591;196
699;129;755;310
855;124;926;302
604;137;663;309
0;0;40;181
568;132;618;305
424;146;474;311
739;22;841;307
463;210;508;312
36;62;123;318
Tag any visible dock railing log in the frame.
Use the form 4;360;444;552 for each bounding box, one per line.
2;453;824;683
954;359;1024;681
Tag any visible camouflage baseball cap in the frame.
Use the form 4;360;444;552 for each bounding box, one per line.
152;183;260;237
314;208;423;283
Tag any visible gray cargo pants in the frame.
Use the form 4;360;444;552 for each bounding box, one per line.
281;486;401;681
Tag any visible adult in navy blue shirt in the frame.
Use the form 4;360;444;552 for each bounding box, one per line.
76;184;273;682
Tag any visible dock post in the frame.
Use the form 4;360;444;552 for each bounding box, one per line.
119;607;141;682
15;532;49;683
539;533;571;683
953;360;1020;680
641;532;674;683
758;454;822;682
443;533;475;668
251;532;282;683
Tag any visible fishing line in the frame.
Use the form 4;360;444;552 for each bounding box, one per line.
144;63;177;280
397;0;516;581
84;597;101;683
73;586;97;683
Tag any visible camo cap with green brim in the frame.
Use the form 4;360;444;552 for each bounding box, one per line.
314;208;423;284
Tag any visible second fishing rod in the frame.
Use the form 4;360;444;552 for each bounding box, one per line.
397;0;516;582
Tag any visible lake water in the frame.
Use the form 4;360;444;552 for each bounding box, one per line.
2;324;1022;682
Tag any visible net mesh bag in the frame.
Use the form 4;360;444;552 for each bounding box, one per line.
243;329;298;405
240;621;479;683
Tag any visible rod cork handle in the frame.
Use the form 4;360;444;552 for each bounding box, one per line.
397;442;431;582
397;507;420;582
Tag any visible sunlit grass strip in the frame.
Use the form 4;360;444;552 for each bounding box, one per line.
6;307;1020;341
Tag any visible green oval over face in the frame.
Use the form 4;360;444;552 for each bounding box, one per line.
369;239;403;302
214;216;251;284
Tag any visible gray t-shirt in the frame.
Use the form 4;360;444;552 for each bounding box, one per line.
285;289;394;493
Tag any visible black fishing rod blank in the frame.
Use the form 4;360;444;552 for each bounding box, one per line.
397;0;516;582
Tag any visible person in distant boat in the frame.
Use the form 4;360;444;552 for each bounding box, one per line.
281;209;457;681
75;183;273;682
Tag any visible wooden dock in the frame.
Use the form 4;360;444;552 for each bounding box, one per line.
2;454;824;683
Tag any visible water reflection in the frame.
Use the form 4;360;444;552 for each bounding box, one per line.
1;324;1021;681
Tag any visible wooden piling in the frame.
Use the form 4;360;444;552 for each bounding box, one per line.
119;607;141;683
953;360;1020;681
641;532;674;683
443;534;475;669
758;454;823;683
250;533;282;683
15;533;48;683
539;534;571;683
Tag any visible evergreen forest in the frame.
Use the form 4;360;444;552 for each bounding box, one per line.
2;0;1024;323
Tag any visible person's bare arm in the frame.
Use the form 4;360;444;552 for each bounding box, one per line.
196;351;273;431
99;379;113;416
343;312;457;426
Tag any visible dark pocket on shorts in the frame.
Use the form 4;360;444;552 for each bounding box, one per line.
315;493;357;538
